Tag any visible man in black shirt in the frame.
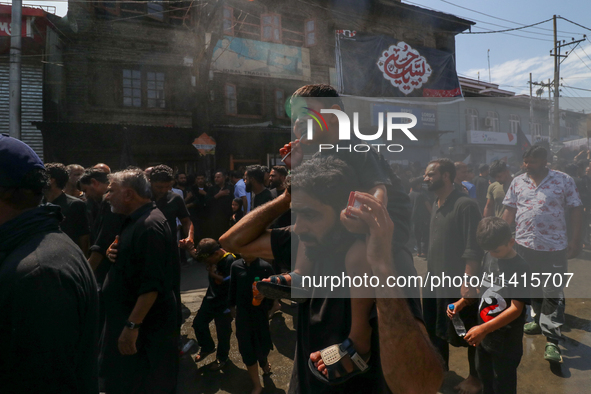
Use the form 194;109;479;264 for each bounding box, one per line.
186;171;208;242
80;168;125;285
149;165;193;328
423;158;483;394
189;238;235;370
269;165;288;198
221;158;444;394
205;170;234;240
102;168;178;394
0;135;99;393
43;162;90;255
246;165;274;209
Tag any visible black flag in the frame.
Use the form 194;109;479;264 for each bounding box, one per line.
516;124;531;155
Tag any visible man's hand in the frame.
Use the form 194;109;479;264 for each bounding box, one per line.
339;210;370;234
567;240;582;259
215;189;230;199
464;325;488;347
198;189;207;196
280;139;303;170
341;192;393;271
179;237;194;251
106;236;119;263
118;327;139;355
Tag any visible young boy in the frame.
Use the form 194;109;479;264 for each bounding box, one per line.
228;256;274;394
448;217;530;394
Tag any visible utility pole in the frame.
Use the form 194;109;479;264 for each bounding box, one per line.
553;15;559;142
529;73;534;141
9;0;22;139
549;15;585;143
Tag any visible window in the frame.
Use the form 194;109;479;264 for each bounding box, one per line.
486;111;499;132
148;0;164;21
565;121;573;136
261;14;281;43
147;72;166;108
304;19;316;47
123;69;142;108
509;114;520;134
98;0;120;15
465;108;478;131
275;89;285;118
225;83;264;117
223;6;234;35
123;69;166;108
225;84;237;115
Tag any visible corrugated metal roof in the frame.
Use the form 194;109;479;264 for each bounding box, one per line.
0;63;44;160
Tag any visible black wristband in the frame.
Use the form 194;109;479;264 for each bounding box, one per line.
125;320;142;329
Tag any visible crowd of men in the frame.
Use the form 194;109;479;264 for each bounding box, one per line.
0;84;587;394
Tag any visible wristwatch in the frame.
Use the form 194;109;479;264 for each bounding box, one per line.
125;320;142;329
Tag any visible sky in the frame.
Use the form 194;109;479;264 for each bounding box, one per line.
17;0;591;110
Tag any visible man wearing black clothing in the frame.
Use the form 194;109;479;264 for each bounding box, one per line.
269;165;288;198
205;170;234;240
80;168;125;285
0;135;99;394
186;172;208;242
190;238;235;370
43;162;90;255
246;165;274;209
102;168;178;394
221;158;444;394
149;165;193;328
423;158;483;394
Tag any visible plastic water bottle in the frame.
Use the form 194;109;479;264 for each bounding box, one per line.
180;339;197;355
252;277;262;306
449;304;467;337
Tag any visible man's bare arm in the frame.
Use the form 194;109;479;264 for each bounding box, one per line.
483;198;495;218
347;193;443;394
502;206;516;225
219;191;290;254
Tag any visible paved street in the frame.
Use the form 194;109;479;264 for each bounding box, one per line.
177;252;591;394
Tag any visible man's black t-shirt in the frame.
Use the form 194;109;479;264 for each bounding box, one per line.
270;226;293;271
478;253;530;355
89;198;125;284
154;190;190;234
203;253;235;313
253;188;274;209
409;190;430;226
288;233;423;394
52;192;90;244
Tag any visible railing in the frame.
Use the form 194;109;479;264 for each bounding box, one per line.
0;2;57;15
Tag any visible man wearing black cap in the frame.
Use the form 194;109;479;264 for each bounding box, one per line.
0;135;99;393
189;238;235;370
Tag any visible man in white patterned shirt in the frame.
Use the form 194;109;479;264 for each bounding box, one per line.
502;145;582;364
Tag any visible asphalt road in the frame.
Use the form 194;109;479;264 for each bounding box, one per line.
177;252;591;394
